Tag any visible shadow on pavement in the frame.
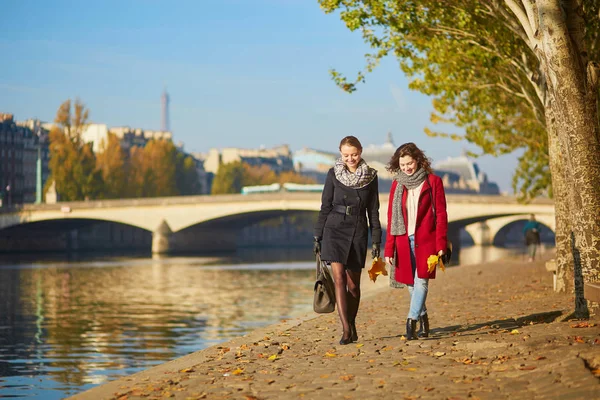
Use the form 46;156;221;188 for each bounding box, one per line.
427;310;564;339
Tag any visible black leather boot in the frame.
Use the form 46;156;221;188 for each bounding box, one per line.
418;313;430;338
406;318;418;340
350;321;358;342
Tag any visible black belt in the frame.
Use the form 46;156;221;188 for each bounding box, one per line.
332;204;363;216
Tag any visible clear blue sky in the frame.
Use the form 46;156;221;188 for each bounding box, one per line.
0;0;518;192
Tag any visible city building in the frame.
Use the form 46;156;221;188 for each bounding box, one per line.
188;152;211;195
77;124;173;154
203;145;294;175
433;153;501;194
109;126;172;153
0;114;49;206
16;119;50;203
292;147;337;184
0;113;23;206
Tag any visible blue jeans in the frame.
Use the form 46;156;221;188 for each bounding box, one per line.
407;235;428;320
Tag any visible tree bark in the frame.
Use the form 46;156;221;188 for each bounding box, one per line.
547;111;573;293
538;0;600;316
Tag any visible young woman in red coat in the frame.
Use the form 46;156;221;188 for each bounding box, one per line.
383;142;448;340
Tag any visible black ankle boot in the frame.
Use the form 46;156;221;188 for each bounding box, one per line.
406;318;418;340
350;321;358;342
418;314;429;338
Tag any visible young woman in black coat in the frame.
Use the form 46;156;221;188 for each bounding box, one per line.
313;136;382;345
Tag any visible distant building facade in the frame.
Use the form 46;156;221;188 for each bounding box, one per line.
433;154;500;195
0;114;50;206
203;145;294;175
293;133;500;195
16;119;51;203
292;147;337;185
79;124;173;154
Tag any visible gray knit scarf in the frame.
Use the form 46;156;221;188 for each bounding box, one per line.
333;158;377;189
390;168;428;235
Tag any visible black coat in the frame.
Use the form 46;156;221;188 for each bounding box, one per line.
314;168;382;269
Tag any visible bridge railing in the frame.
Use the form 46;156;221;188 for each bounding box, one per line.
241;183;324;195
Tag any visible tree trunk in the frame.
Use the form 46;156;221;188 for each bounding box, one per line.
547;114;573;293
539;0;600;316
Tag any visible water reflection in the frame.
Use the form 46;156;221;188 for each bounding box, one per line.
0;255;315;399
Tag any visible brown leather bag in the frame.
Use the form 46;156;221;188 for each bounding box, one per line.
313;253;336;313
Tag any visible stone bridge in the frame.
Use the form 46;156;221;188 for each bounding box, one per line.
0;193;554;254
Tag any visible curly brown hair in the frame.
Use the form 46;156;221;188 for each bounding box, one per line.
339;135;363;152
386;142;433;174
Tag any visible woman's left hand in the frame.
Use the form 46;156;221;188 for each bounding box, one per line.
438;250;445;257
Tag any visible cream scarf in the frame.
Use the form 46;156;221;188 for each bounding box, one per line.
333;158;377;189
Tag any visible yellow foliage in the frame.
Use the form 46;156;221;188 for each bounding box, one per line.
427;255;445;273
368;257;388;282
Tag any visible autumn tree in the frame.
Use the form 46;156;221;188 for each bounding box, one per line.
211;161;246;194
144;140;179;197
176;152;201;195
319;0;600;316
125;146;149;198
46;99;103;201
96;132;127;199
243;164;278;186
126;140;180;198
277;170;317;185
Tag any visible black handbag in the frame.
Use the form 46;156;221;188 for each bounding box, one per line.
313;253;336;313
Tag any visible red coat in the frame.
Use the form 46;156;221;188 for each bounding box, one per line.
384;174;448;285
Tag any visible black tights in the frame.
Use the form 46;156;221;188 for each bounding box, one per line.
331;263;361;340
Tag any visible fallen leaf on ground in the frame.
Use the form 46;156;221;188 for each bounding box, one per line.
510;329;520;335
519;366;536;371
434;352;446;357
571;322;597;328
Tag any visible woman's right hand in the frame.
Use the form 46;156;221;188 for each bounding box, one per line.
385;257;393;266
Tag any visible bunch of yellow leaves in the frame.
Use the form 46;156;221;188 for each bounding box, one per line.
427;254;446;273
368;257;388;282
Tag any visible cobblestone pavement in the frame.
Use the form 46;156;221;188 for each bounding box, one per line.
70;257;600;400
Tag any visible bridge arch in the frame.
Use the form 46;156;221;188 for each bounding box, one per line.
0;218;152;253
461;215;555;246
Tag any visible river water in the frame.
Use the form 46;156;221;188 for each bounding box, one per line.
0;245;538;399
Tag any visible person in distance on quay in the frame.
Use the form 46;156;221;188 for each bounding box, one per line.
384;142;448;340
313;136;382;345
523;214;541;262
